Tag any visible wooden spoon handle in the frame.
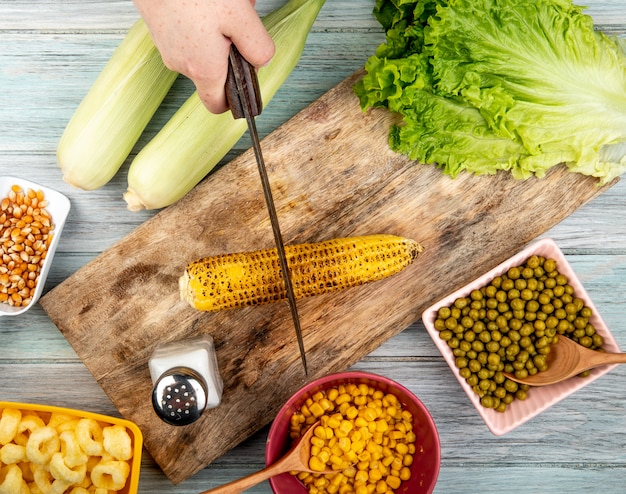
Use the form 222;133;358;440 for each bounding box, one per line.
198;461;288;494
592;351;626;367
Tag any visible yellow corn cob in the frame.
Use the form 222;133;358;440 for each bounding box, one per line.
179;234;423;312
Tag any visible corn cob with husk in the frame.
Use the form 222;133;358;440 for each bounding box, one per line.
179;234;423;312
57;19;178;190
124;0;326;211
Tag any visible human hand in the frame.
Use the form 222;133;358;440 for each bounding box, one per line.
133;0;275;113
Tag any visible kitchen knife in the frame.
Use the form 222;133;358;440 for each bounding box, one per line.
225;45;308;375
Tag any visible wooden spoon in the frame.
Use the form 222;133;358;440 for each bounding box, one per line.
503;335;626;387
198;420;331;494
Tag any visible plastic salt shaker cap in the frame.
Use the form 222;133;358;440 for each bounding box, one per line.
152;366;208;426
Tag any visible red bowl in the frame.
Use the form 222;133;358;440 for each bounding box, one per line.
266;371;440;494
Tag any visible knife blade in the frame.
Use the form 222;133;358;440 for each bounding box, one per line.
225;45;308;375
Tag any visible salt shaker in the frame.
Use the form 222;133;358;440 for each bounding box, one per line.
149;335;223;426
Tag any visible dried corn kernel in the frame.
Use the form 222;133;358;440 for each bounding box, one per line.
0;185;54;308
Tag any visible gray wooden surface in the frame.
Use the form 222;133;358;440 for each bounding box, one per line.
1;1;625;493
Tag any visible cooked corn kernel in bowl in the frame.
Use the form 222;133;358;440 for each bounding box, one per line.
0;176;70;316
266;371;440;494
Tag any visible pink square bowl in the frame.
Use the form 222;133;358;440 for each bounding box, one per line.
422;238;620;435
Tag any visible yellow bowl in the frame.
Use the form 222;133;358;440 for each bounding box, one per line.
0;401;142;494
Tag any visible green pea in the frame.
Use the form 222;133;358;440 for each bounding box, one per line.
479;379;491;391
464;331;476;343
459;367;471;379
461;316;474;329
496;315;508;329
506;344;520;358
557;320;570;333
514;369;529;381
519;324;533;337
544;259;557;273
526;256;540;269
504;379;518;393
526;300;539;312
469;308;481;321
499;336;512;348
439;330;453;341
487;353;501;367
507;289;521;300
438;307;451;319
481;395;495;408
592;334;604;347
486;341;500;354
472;320;486;333
469;359;482;373
485;285;497;298
574;317;588;329
472;341;485;352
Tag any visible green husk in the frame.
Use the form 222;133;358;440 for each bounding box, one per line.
57;19;178;190
124;0;326;211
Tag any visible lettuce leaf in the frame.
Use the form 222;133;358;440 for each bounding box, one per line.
354;0;626;183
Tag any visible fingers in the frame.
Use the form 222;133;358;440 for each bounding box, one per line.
191;35;232;114
226;3;275;70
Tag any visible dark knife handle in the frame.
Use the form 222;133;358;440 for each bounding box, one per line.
225;45;262;119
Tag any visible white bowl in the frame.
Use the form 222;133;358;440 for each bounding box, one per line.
422;238;620;435
0;176;70;316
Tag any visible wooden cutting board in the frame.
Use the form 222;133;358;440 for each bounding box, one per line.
40;70;616;484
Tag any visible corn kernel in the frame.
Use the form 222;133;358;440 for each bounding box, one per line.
327;388;339;401
339;420;354;436
399;466;411;481
368;469;383;482
386;475;401;490
375;480;388;493
328;413;343;429
310;402;325;417
355;470;369;483
336;393;352;405
309;456;327;472
395;443;409;455
338;437;351;453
